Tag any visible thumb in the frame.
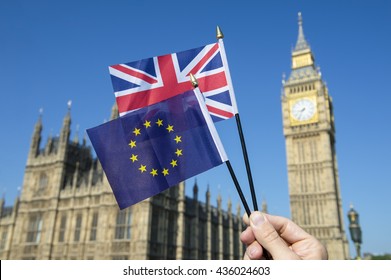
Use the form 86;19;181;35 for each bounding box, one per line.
250;212;299;260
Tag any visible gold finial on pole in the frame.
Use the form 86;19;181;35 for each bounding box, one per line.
189;73;198;88
216;25;224;39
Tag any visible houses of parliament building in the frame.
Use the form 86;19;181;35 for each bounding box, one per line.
0;13;349;260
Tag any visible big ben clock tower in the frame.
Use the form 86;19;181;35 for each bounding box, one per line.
281;13;350;259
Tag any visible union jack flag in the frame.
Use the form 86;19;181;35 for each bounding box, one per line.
109;42;238;122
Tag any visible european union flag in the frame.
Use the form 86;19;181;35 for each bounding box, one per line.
87;89;228;209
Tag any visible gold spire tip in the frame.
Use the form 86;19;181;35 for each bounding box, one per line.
189;73;198;88
216;26;224;39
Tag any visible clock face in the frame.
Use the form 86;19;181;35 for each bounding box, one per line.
291;98;316;121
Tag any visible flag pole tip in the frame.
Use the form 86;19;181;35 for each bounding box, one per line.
216;26;224;39
190;73;198;88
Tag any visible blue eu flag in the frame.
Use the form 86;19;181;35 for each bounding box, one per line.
87;89;228;209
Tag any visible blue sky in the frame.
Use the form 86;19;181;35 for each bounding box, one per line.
1;0;390;256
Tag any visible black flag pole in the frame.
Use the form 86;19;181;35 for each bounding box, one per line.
226;160;251;217
216;26;259;211
190;74;251;217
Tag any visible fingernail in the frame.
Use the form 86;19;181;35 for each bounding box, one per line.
251;212;265;227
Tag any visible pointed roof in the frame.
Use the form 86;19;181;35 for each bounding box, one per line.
35;108;43;130
110;102;118;120
60;100;72;141
285;12;321;84
261;198;268;214
63;100;72;124
205;184;211;203
193;178;198;193
294;12;310;52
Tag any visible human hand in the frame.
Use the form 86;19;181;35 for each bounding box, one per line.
240;211;328;260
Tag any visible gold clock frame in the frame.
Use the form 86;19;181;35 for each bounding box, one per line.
289;95;319;126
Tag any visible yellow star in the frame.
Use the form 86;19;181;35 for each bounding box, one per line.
130;154;138;163
128;140;136;148
174;135;182;143
143;120;151;128
133;127;141;136
150;169;158;177
166;124;174;133
175;149;183;157
170;159;178;167
162;168;169;176
156;119;163;127
138;164;147;173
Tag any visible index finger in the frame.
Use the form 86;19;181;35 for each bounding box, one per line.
265;214;312;245
244;212;312;245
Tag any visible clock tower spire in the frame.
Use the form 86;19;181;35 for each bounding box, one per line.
294;12;310;52
281;12;350;259
290;12;316;73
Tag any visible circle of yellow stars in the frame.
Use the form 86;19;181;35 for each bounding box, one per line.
128;118;182;177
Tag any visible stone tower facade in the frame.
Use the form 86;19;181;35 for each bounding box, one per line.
281;13;349;259
0;103;243;260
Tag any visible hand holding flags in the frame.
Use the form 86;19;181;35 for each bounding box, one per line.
88;27;267;257
87;89;228;209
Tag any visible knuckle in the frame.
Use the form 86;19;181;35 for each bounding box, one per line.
260;226;280;244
